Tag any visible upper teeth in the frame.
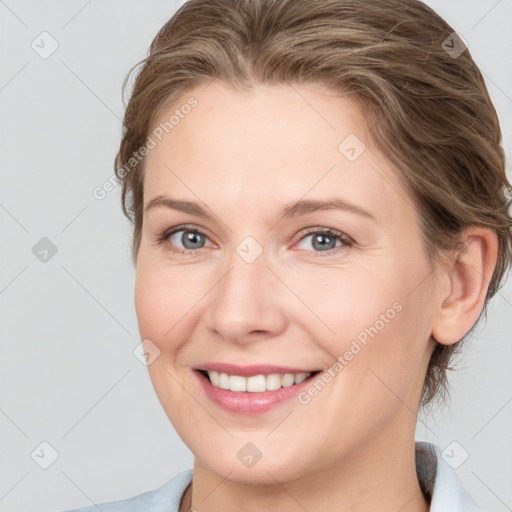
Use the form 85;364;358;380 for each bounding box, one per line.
206;371;311;392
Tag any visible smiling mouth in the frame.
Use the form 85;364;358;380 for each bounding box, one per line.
197;369;321;393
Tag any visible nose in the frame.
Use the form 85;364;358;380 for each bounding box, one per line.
204;247;287;344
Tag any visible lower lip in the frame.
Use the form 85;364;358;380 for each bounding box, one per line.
195;371;317;415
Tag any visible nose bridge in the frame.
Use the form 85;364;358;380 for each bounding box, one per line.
205;238;285;341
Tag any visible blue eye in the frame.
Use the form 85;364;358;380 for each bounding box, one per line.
158;225;211;255
156;225;353;257
295;227;352;256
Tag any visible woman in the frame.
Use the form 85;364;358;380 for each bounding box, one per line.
62;0;512;510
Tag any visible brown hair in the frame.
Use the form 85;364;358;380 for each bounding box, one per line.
115;0;512;407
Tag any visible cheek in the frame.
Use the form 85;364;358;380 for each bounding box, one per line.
135;266;203;427
289;266;400;353
296;263;431;398
134;262;205;349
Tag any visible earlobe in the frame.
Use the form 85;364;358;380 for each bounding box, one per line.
431;227;499;346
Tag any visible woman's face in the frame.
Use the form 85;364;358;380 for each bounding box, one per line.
135;81;439;483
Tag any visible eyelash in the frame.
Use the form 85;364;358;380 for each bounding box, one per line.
156;223;353;257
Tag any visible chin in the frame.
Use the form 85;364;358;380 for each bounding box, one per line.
203;457;310;486
190;434;322;486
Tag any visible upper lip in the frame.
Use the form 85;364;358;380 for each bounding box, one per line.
194;363;320;377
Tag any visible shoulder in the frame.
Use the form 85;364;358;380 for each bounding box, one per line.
415;441;483;512
58;469;193;512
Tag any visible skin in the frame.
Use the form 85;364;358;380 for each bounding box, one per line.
134;80;498;512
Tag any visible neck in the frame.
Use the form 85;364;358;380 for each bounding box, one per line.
181;423;430;512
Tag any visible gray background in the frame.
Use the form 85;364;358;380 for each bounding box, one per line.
1;1;511;511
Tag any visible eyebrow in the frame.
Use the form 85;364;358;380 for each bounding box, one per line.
144;195;376;222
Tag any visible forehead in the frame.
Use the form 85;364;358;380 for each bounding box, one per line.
143;81;411;222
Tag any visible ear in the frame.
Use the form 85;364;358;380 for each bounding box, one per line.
431;227;499;346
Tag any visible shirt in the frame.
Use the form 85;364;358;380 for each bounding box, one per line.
60;441;482;511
